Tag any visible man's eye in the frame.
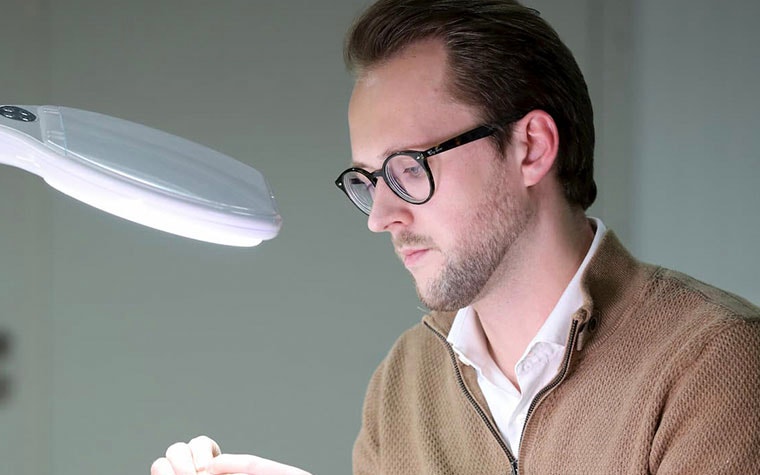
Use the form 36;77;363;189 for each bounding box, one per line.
349;177;373;191
403;166;423;177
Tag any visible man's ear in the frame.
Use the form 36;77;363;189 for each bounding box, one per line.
512;110;559;187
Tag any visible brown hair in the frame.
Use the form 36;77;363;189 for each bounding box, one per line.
345;0;597;209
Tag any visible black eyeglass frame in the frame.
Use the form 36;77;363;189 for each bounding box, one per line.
335;123;502;215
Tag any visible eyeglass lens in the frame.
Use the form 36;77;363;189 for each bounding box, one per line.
385;154;429;202
344;172;375;214
342;153;432;214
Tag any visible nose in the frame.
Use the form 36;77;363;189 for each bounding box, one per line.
367;179;412;233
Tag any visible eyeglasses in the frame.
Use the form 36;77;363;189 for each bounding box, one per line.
335;123;501;215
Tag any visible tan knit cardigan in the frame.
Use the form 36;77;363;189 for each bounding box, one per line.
353;232;760;474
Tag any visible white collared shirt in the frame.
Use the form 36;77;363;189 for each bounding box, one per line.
447;217;606;454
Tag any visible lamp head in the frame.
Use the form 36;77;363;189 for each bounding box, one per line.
0;105;281;247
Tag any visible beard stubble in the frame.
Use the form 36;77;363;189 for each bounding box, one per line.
412;166;531;311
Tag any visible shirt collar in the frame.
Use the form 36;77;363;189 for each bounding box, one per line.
530;217;607;347
448;217;607;367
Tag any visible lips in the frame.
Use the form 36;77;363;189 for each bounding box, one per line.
398;248;429;268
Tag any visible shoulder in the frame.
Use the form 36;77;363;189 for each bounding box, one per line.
585;231;757;331
650;267;758;323
362;312;454;391
629;267;760;379
583;243;759;381
638;267;760;352
371;311;456;383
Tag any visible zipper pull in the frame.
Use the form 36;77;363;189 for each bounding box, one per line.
511;458;519;475
575;311;599;351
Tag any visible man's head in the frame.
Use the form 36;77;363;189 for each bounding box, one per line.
345;0;596;210
341;0;595;310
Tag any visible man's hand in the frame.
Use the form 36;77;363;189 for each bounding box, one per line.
151;435;311;475
151;436;221;475
204;454;311;475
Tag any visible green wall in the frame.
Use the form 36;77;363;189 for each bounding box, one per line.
1;1;757;474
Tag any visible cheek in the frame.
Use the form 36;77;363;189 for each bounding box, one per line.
420;150;510;244
428;159;483;213
417;200;471;258
432;166;506;226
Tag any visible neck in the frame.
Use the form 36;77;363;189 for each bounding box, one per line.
471;205;594;386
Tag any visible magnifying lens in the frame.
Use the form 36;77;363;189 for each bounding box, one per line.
0;105;282;247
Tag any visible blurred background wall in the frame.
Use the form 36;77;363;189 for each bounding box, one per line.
1;1;757;474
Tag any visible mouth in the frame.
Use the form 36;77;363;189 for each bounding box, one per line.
398;248;430;268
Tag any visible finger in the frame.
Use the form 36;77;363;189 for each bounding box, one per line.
188;435;222;472
164;442;197;475
151;457;175;475
207;453;311;475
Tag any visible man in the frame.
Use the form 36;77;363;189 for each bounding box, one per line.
151;1;760;474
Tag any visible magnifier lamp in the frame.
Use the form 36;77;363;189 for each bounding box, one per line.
0;105;281;247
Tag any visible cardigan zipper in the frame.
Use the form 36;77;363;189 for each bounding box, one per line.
425;317;585;475
518;319;581;449
424;321;519;475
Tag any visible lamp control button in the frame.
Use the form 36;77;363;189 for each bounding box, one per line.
0;105;37;122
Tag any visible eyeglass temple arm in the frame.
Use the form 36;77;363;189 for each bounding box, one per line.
424;124;499;158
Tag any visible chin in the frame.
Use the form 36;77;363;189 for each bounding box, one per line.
414;280;458;312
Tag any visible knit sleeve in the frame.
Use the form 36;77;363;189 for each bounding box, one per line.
650;319;760;473
352;357;385;475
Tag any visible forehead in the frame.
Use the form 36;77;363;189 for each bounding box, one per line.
349;39;451;120
348;39;478;168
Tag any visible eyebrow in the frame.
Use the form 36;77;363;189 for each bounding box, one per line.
351;143;423;171
350;147;398;171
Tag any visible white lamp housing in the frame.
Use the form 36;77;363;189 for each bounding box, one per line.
0;105;282;247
